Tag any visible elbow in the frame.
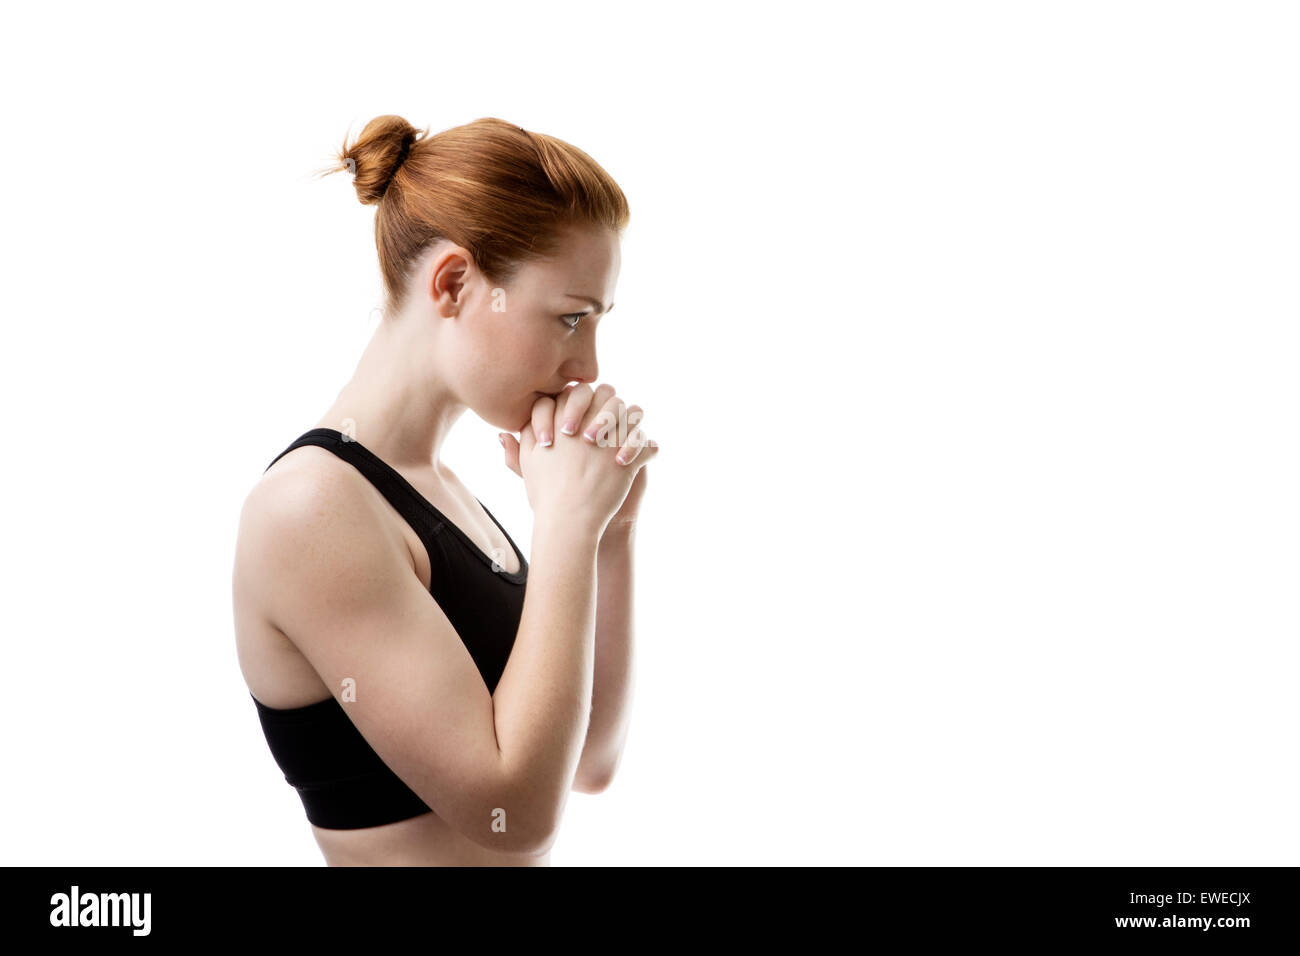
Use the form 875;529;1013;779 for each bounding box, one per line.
575;744;625;794
519;822;561;857
572;764;616;795
456;803;557;857
447;777;560;855
504;807;560;856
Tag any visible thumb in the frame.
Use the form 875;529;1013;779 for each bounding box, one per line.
498;432;521;478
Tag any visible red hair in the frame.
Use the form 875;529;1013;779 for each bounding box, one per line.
314;116;630;316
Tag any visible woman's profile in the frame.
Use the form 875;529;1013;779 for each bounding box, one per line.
231;115;658;866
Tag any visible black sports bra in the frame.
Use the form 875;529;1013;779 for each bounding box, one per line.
248;428;529;830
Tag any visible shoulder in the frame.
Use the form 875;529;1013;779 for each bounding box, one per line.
256;444;364;506
238;450;345;548
235;446;409;601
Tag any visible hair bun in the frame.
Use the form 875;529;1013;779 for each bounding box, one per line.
329;115;424;206
379;128;418;196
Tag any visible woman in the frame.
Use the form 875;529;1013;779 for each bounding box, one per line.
232;115;659;866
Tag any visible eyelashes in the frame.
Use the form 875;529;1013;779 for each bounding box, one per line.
560;312;589;331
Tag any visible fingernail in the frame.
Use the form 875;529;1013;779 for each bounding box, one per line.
498;434;507;447
561;420;577;435
539;431;552;446
583;426;599;441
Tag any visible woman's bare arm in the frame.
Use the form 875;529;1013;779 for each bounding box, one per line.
490;514;602;850
573;522;637;791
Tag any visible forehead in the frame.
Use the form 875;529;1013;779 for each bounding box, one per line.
520;224;620;294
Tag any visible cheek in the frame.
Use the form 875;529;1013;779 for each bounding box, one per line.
460;327;525;375
499;335;553;378
458;317;552;393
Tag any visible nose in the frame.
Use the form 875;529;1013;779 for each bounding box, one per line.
564;356;599;388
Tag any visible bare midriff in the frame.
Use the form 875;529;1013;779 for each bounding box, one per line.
310;813;550;867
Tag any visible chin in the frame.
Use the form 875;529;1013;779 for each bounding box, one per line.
489;398;531;435
515;392;545;430
475;393;532;433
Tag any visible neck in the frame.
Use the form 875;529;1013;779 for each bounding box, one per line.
315;313;465;472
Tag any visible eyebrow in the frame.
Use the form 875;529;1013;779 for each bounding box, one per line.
565;294;614;314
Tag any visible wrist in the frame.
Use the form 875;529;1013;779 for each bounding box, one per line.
533;514;604;551
599;520;637;546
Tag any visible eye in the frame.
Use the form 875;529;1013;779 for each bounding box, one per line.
559;312;588;331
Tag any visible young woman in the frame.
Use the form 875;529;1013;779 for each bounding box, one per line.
232;115;658;866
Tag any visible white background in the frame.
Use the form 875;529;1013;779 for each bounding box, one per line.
1;1;1295;865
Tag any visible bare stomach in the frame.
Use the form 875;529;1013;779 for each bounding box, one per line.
310;813;550;867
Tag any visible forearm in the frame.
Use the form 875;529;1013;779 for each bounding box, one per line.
492;518;601;841
577;522;637;788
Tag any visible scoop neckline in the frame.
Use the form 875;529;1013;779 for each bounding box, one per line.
302;427;528;584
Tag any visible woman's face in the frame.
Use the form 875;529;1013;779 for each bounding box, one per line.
436;222;622;432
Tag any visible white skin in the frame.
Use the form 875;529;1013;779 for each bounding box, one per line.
317;221;656;524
